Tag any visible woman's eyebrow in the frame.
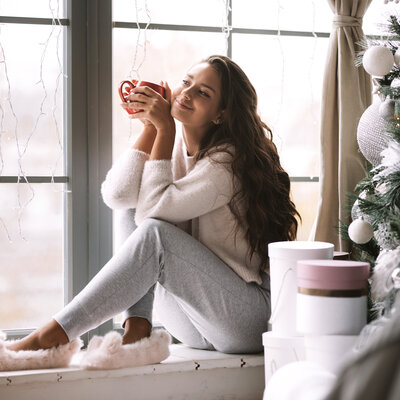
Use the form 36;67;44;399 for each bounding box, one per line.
186;73;216;93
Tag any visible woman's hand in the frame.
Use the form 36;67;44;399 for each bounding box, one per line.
120;102;154;127
124;82;175;133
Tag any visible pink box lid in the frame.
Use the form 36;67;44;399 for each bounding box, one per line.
297;259;370;290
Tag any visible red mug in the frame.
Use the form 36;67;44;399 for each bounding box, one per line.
119;80;166;115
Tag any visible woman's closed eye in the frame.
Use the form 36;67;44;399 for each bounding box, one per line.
182;78;210;97
199;90;210;98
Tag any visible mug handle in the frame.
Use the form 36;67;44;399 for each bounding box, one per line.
119;80;137;103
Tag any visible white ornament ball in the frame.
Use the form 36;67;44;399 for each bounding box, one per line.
348;219;374;244
363;46;394;77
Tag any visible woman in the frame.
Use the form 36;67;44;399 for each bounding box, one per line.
2;55;299;370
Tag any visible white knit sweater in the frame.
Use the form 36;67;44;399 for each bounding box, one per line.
101;136;263;284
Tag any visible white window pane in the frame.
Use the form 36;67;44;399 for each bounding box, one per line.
233;0;332;33
364;2;400;35
0;183;64;330
112;28;227;158
0;24;65;176
291;181;319;241
232;34;328;177
113;0;226;27
0;0;65;18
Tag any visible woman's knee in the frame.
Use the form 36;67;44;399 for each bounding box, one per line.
138;218;173;234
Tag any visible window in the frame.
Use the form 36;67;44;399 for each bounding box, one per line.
1;0;386;336
0;1;113;340
0;1;68;332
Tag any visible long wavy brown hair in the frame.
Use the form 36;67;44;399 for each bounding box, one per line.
196;55;300;270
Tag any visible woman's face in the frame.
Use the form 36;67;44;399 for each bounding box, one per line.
171;63;223;131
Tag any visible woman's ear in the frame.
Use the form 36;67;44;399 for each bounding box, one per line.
212;110;224;125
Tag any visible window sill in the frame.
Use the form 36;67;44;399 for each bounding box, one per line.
0;344;265;400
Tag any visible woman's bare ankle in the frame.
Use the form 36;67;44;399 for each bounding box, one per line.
8;319;69;351
122;317;152;345
37;320;69;348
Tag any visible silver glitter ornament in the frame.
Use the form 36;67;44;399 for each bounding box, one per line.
375;223;400;250
351;199;362;221
357;102;390;166
351;191;374;224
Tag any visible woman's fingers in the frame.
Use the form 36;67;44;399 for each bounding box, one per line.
127;85;168;102
128;110;146;120
128;85;160;98
125;86;168;110
126;92;149;103
123;83;173;130
163;81;172;103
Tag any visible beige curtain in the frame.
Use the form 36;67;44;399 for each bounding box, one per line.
311;0;372;251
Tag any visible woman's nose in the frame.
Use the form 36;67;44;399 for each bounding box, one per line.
182;87;192;100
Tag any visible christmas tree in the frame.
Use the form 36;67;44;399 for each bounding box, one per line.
347;12;400;319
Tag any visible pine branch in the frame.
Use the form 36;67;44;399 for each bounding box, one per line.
388;15;400;36
355;169;381;194
390;220;400;242
379;79;400;98
383;173;400;209
385;119;400;142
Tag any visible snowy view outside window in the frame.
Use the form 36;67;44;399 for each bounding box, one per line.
0;0;388;331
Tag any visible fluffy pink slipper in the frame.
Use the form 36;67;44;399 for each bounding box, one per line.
0;331;83;371
80;329;171;370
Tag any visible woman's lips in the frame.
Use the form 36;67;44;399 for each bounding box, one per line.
175;99;193;110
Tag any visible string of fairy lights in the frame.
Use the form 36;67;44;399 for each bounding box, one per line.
128;0;151;81
126;0;233;79
0;0;63;242
127;0;151;140
0;36;13;242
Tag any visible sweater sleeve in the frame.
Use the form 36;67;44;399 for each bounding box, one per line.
101;149;149;210
135;155;234;225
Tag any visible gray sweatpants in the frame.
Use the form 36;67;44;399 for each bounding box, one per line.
54;215;271;353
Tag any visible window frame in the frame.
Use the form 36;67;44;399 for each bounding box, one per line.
65;0;114;342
